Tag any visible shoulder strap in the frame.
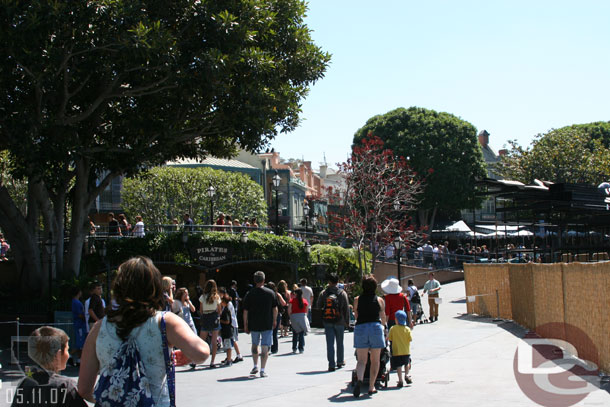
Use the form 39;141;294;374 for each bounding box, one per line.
161;313;176;407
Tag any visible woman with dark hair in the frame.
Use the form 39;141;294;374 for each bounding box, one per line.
277;280;291;337
199;279;222;368
352;276;386;398
266;281;286;354
288;288;309;353
117;213;130;236
78;257;209;405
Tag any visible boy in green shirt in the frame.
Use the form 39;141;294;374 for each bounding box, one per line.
388;310;413;387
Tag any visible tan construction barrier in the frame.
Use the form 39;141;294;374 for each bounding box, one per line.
464;262;610;373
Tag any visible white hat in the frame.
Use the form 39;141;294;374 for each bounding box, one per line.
381;277;402;295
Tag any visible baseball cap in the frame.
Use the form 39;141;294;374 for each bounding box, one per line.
395;310;407;326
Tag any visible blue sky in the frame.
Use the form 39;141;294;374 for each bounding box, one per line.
269;0;610;168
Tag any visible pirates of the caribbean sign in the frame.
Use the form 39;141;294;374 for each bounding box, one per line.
191;246;233;267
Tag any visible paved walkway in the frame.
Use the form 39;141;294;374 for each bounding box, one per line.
1;281;608;406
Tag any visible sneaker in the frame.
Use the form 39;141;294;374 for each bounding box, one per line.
250;367;259;375
397;381;404;388
328;366;335;372
292;349;297;354
298;349;304;354
406;376;413;384
337;362;345;369
260;371;268;378
233;356;243;363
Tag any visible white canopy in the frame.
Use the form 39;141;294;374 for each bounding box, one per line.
509;230;534;237
446;220;472;232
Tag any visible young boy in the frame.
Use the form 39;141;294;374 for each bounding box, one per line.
388;310;413;387
11;326;87;406
219;296;234;366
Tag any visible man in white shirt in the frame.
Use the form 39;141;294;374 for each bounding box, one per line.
300;278;314;324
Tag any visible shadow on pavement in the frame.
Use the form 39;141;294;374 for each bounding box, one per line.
296;370;333;375
217;375;258;382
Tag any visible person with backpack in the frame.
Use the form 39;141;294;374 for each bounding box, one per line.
78;256;209;406
406;279;422;323
316;273;349;372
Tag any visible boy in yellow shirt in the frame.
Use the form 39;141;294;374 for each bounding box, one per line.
388;310;413;387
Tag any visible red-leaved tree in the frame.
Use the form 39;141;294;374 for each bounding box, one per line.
327;133;425;274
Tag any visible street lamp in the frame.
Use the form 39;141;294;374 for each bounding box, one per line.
272;172;281;234
304;240;311;254
207;185;215;226
304;202;309;236
393;236;403;288
99;241;110;303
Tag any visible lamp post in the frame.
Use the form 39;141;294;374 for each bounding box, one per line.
304;202;309;236
394;236;403;288
99;241;110;303
207;185;215;226
272;172;281;234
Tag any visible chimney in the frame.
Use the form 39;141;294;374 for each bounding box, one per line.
498;149;508;156
320;164;327;179
478;130;490;147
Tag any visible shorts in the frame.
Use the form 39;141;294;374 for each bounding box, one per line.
73;325;87;349
353;322;385;349
390;354;411;370
201;312;220;332
251;330;273;348
233;326;239;342
223;338;234;350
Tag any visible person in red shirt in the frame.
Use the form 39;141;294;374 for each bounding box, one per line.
381;277;413;329
288;289;309;353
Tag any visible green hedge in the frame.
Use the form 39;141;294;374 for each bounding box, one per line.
83;232;365;283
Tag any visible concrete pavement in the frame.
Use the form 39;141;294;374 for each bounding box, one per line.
171;280;609;407
1;280;608;406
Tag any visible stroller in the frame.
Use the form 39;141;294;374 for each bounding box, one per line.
350;345;391;389
410;289;429;324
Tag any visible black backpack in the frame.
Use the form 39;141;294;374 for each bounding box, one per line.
322;289;342;323
410;288;421;304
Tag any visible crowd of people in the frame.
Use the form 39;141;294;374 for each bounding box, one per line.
377;239;541;269
10;253;444;405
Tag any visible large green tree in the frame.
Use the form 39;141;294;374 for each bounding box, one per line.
0;0;329;292
122;166;268;226
353;107;486;230
495;122;610;184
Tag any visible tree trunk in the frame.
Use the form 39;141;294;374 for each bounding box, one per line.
0;184;44;295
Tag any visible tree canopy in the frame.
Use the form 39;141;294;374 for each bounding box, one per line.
495;122;610;185
0;0;329;291
121;166;268;225
328;134;424;273
353;107;486;229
